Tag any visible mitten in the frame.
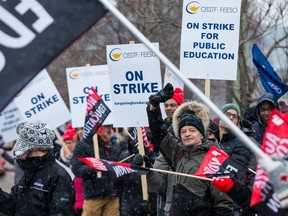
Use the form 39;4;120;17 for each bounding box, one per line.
212;177;235;193
149;83;174;107
133;154;143;166
143;155;153;168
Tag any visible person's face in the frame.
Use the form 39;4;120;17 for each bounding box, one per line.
180;125;203;146
65;140;76;153
100;126;114;140
22;150;47;159
76;127;83;139
164;99;179;118
219;109;239;129
259;102;273;124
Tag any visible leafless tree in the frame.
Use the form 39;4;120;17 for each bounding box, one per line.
229;0;288;112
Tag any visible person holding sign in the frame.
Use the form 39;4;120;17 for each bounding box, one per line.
0;120;75;215
71;125;128;216
147;84;233;215
144;86;184;216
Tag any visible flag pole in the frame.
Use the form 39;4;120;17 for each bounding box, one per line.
119;153;135;163
98;0;277;172
150;167;212;181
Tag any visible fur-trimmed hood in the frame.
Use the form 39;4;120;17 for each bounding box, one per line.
172;100;210;138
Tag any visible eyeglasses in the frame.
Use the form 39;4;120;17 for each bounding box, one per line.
225;112;239;120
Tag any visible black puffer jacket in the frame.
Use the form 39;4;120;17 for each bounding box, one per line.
71;135;125;199
219;130;252;180
0;151;75;216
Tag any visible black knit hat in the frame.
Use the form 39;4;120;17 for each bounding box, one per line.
178;113;205;136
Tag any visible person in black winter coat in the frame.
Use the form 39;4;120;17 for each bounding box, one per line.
212;176;288;216
218;103;252;179
252;93;279;145
212;177;256;216
71;125;127;216
0;120;75;216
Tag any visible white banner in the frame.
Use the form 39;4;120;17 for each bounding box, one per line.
107;43;162;127
14;69;71;129
66;64;113;128
180;0;241;80
0;101;23;142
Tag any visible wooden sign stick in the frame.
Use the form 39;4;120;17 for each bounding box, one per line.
137;127;149;200
53;128;71;155
93;134;102;178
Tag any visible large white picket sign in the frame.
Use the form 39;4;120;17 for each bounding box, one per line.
14;69;70;129
180;0;241;80
0;101;23;142
66;64;113;128
107;43;162;127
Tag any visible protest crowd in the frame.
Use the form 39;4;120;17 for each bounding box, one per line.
1;83;288;216
1;1;288;216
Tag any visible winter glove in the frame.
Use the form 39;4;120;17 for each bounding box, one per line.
143;155;153;168
133;154;152;168
133;154;143;166
212;177;235;193
149;83;174;107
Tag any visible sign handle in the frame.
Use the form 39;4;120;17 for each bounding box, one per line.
53;128;71;155
93;134;102;178
205;79;210;99
137;127;149;200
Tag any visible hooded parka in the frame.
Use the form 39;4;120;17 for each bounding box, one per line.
147;101;233;216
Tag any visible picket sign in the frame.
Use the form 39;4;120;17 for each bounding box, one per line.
53;128;71;155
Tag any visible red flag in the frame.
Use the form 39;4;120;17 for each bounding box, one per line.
250;109;288;215
141;127;150;148
83;87;111;142
194;146;245;179
78;157;149;179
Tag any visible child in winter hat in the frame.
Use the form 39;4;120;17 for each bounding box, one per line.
12;120;55;159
